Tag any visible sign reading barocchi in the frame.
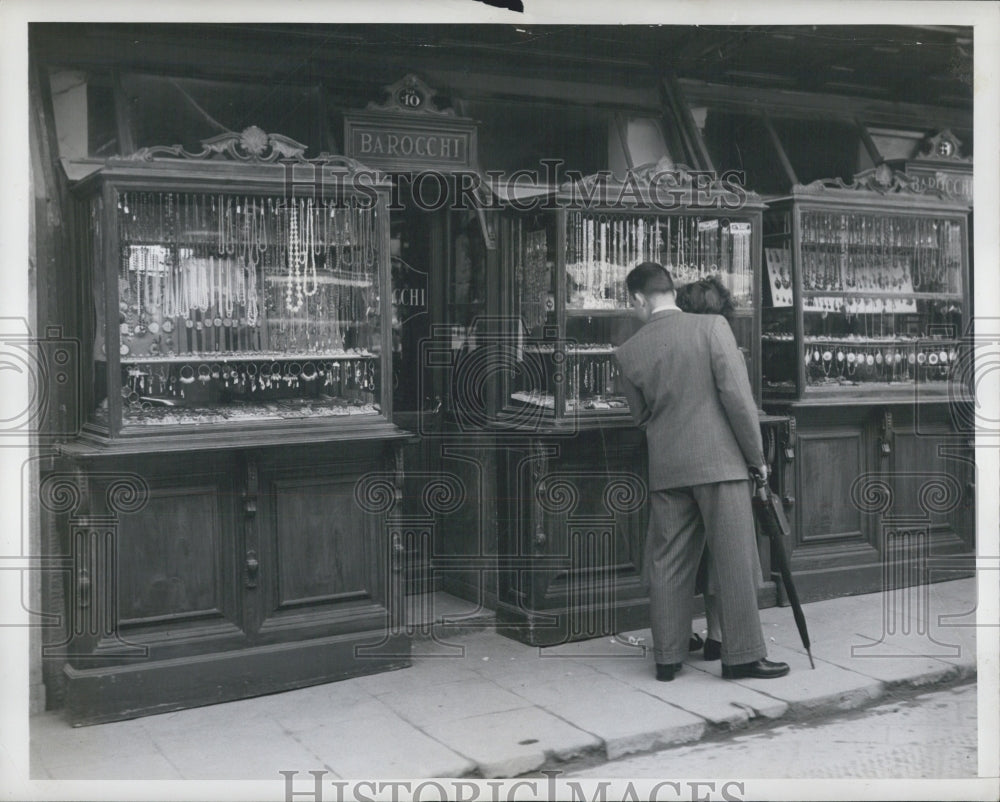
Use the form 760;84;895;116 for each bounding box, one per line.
344;74;479;172
905;166;973;205
898;129;974;206
346;117;475;170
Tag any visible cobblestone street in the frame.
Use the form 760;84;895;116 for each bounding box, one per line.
569;683;978;779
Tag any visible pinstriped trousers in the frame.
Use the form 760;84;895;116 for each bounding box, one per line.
644;479;767;665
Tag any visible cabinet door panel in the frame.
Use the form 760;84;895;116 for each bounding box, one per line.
256;454;388;640
119;489;229;621
883;415;973;556
111;460;245;652
272;475;373;605
797;427;868;544
888;431;958;522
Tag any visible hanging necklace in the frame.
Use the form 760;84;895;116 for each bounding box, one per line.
286;202;303;312
341;203;355;269
224;257;235;318
246;258;259;327
304;199;319;298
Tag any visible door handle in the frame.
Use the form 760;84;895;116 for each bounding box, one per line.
246;549;259;588
879;411;894;459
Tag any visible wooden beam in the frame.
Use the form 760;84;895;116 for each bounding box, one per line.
31;24;660;105
419;67;660;112
855;118;884;166
663;75;715;172
677;77;971;131
761;112;799;187
613;112;634;171
658;78;697;167
111;68;136;156
28;53;76;708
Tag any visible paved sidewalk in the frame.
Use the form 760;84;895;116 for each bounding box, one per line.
567;683;978;778
30;579;978;780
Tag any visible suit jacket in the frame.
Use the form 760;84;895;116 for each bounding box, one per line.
614;309;764;490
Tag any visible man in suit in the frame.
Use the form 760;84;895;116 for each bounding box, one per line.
614;262;790;682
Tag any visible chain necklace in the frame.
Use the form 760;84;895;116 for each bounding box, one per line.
197;257;210;312
223;257;235;318
303;200;319;296
342;203;356;269
357;205;375;268
246;260;259;326
312;201;323;256
237;197;250;266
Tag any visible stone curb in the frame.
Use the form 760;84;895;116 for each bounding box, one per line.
515;657;977;778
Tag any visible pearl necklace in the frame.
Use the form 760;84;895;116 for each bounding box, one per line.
286;202;305;312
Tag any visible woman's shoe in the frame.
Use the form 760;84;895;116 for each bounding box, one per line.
655;662;683;682
688;632;704;652
703;638;722;661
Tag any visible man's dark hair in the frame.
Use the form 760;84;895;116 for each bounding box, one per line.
626;262;675;297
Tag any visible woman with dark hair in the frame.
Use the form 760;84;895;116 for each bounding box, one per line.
676;273;736;322
675;274;738;662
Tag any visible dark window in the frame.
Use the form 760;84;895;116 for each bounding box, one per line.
120;74;323;155
770;116;862;185
465;98;609;176
700;109;789;195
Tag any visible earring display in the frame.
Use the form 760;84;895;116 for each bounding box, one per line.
795;335;959;387
101;191;384;427
764;246;794;306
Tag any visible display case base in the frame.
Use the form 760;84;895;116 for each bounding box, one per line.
495;583;778;647
63;631;410;727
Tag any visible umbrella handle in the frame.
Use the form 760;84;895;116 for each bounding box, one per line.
749;468;769;501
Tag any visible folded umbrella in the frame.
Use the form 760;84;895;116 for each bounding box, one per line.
751;470;815;669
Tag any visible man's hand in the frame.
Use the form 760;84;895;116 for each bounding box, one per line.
751;464;768;484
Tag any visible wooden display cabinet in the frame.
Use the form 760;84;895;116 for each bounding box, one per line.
49;129;412;725
487;166;774;644
761;166;970;401
761;166;975;599
495;168;764;427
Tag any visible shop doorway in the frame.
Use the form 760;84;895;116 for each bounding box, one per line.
389;182;490;607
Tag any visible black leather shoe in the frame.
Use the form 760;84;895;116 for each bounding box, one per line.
703;638;722;661
655;662;683;682
722;659;790;679
688;633;704;652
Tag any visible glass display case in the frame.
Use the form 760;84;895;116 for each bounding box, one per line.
56;132;409;725
497;169;765;425
73;140;394;438
761;167;970;399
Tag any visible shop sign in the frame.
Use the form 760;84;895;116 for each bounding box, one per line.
345;74;479;172
902;129;973;205
906;166;973;205
346;121;474;170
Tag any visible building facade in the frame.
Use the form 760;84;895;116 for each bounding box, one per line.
27;23;975;723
